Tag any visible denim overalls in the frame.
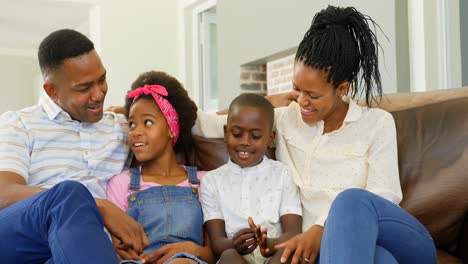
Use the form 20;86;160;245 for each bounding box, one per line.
123;166;205;264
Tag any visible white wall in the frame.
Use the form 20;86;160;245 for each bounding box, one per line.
461;0;468;86
95;0;180;108
214;0;398;108
0;55;40;115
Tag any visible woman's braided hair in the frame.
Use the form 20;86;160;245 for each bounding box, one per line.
295;5;384;106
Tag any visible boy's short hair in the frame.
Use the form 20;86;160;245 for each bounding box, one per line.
38;29;94;77
228;93;274;129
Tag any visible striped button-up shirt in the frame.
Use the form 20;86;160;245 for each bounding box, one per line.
0;94;130;198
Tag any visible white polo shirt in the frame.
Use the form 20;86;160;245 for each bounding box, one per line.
201;157;302;239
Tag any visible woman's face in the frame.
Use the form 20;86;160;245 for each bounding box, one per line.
292;62;348;125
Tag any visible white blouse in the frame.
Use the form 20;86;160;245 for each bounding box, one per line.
194;96;402;231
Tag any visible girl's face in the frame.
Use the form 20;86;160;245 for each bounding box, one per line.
292;62;348;125
127;98;173;163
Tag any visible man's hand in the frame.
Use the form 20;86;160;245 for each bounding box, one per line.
111;235;146;262
275;225;323;264
232;227;258;255
97;199;149;254
144;241;200;264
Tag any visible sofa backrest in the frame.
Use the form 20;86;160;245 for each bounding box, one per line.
390;97;468;258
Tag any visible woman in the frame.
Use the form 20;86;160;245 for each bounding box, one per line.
195;5;436;264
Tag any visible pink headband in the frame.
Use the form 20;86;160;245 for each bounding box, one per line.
127;84;180;145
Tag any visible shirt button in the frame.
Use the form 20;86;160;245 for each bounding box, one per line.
129;195;136;202
87;171;92;176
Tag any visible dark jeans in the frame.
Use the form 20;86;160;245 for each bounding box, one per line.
0;181;118;263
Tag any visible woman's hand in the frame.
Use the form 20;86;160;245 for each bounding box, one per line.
144;241;200;264
275;225;323;264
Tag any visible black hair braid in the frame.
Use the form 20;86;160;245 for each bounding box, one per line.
295;5;384;106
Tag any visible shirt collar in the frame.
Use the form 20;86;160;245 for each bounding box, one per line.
39;92;72;121
226;156;269;174
342;96;362;123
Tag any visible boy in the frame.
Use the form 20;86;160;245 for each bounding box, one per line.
201;93;302;263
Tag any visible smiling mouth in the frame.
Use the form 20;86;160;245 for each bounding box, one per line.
131;142;146;150
88;104;102;112
301;108;317;116
237;151;252;159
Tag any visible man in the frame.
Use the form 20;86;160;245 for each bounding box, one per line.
0;29;148;263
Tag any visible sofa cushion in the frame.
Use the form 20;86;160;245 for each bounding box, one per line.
391;97;468;258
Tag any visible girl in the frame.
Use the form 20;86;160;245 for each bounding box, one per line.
107;71;214;264
196;5;437;264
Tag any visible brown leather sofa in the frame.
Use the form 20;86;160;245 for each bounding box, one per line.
187;87;468;264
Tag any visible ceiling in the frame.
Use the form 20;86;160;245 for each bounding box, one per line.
0;0;93;53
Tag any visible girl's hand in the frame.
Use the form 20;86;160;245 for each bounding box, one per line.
144;241;199;264
232;227;258;255
275;225;323;264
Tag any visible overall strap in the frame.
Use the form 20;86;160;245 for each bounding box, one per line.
186;166;199;185
128;167;141;190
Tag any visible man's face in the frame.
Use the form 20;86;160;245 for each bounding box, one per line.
45;50;108;123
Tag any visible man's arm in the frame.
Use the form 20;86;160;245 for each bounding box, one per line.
0;171;45;209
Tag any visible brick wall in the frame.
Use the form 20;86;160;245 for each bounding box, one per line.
266;54;295;95
240;64;267;95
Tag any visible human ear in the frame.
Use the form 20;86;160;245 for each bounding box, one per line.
337;82;350;97
43;82;58;101
268;130;276;148
223;125;228;142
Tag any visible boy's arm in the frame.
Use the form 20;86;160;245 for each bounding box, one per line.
205;219;234;257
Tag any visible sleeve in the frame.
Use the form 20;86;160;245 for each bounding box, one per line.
200;173;224;222
191;110;226;138
0;112;30;180
106;172;130;211
278;164;302;216
366;111;403;205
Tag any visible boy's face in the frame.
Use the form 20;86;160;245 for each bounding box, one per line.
224;105;275;168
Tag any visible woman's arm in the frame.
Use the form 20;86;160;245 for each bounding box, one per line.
366;111;402;204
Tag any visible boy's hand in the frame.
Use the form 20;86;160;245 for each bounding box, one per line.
248;216;273;257
232;228;258;255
